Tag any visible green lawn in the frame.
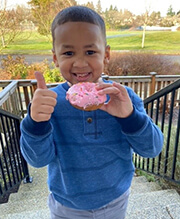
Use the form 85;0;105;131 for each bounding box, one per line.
1;30;180;55
1;31;52;54
107;31;180;54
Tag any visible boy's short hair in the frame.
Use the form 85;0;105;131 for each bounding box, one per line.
51;6;106;47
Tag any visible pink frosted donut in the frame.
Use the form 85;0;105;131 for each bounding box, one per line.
66;82;107;111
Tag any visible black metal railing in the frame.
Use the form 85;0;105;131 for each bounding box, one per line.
0;108;31;204
134;79;180;184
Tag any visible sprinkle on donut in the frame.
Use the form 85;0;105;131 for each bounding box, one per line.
66;82;107;111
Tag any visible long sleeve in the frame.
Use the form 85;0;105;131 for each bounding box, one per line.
117;87;164;158
20;106;56;168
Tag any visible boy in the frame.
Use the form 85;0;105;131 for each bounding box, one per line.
20;6;163;219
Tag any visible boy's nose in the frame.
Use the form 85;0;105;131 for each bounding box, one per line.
73;57;88;68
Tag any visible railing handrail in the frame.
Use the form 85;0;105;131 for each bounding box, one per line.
108;75;180;80
156;75;180;79
0;108;20;120
144;78;180;104
0;74;180;118
0;108;32;204
0;81;18;106
137;79;180;184
1;75;180;84
108;75;151;79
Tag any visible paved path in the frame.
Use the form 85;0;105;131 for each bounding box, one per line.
0;54;180;65
0;54;53;65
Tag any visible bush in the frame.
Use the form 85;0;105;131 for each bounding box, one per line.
44;64;64;83
0;55;64;83
1;54;179;81
26;60;50;79
1;55;29;79
104;52;180;76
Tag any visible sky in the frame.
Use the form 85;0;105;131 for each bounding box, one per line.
3;0;180;16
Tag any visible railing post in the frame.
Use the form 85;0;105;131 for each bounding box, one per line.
31;79;37;94
101;73;109;80
22;160;33;184
150;72;157;96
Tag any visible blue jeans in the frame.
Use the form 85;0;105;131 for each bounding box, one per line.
48;189;130;219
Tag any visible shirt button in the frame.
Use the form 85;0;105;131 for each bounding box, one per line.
87;118;93;123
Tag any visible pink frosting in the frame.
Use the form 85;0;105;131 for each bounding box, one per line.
66;82;107;109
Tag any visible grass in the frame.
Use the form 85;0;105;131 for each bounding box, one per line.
107;31;180;54
1;31;52;54
1;30;180;55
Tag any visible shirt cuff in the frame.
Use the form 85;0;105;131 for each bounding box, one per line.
117;106;147;134
21;104;52;136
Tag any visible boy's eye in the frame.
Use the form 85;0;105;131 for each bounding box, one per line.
64;51;73;56
86;50;96;55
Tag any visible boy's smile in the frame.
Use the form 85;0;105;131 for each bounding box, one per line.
52;22;110;85
72;72;91;82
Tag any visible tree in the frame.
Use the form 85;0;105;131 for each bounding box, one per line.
141;10;148;48
167;5;175;17
121;9;134;29
96;0;102;14
141;2;152;49
82;1;95;10
0;1;30;51
104;5;120;30
28;0;76;39
148;11;161;26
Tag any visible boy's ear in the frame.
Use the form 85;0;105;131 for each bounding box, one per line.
104;45;110;64
52;49;59;67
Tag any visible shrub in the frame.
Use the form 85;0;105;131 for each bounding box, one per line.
26;60;50;79
104;52;180;76
1;55;29;79
0;55;64;83
1;54;179;81
43;63;64;83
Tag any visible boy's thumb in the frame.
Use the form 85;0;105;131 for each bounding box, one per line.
35;71;47;89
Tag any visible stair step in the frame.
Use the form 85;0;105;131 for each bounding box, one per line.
0;191;48;215
126;205;172;219
126;202;180;219
131;181;162;193
19;166;48;193
1;208;50;219
1;170;180;219
9;189;49;202
131;176;149;183
2;193;180;219
127;189;180;214
166;203;180;219
0;165;48;216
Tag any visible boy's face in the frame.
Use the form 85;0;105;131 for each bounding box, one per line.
52;22;110;85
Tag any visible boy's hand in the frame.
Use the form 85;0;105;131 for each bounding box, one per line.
97;82;133;118
31;72;57;122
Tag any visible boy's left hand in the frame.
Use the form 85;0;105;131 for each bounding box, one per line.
96;82;133;118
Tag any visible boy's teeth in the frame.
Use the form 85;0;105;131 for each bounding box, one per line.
77;73;88;77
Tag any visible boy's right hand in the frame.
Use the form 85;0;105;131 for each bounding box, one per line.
30;72;57;122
